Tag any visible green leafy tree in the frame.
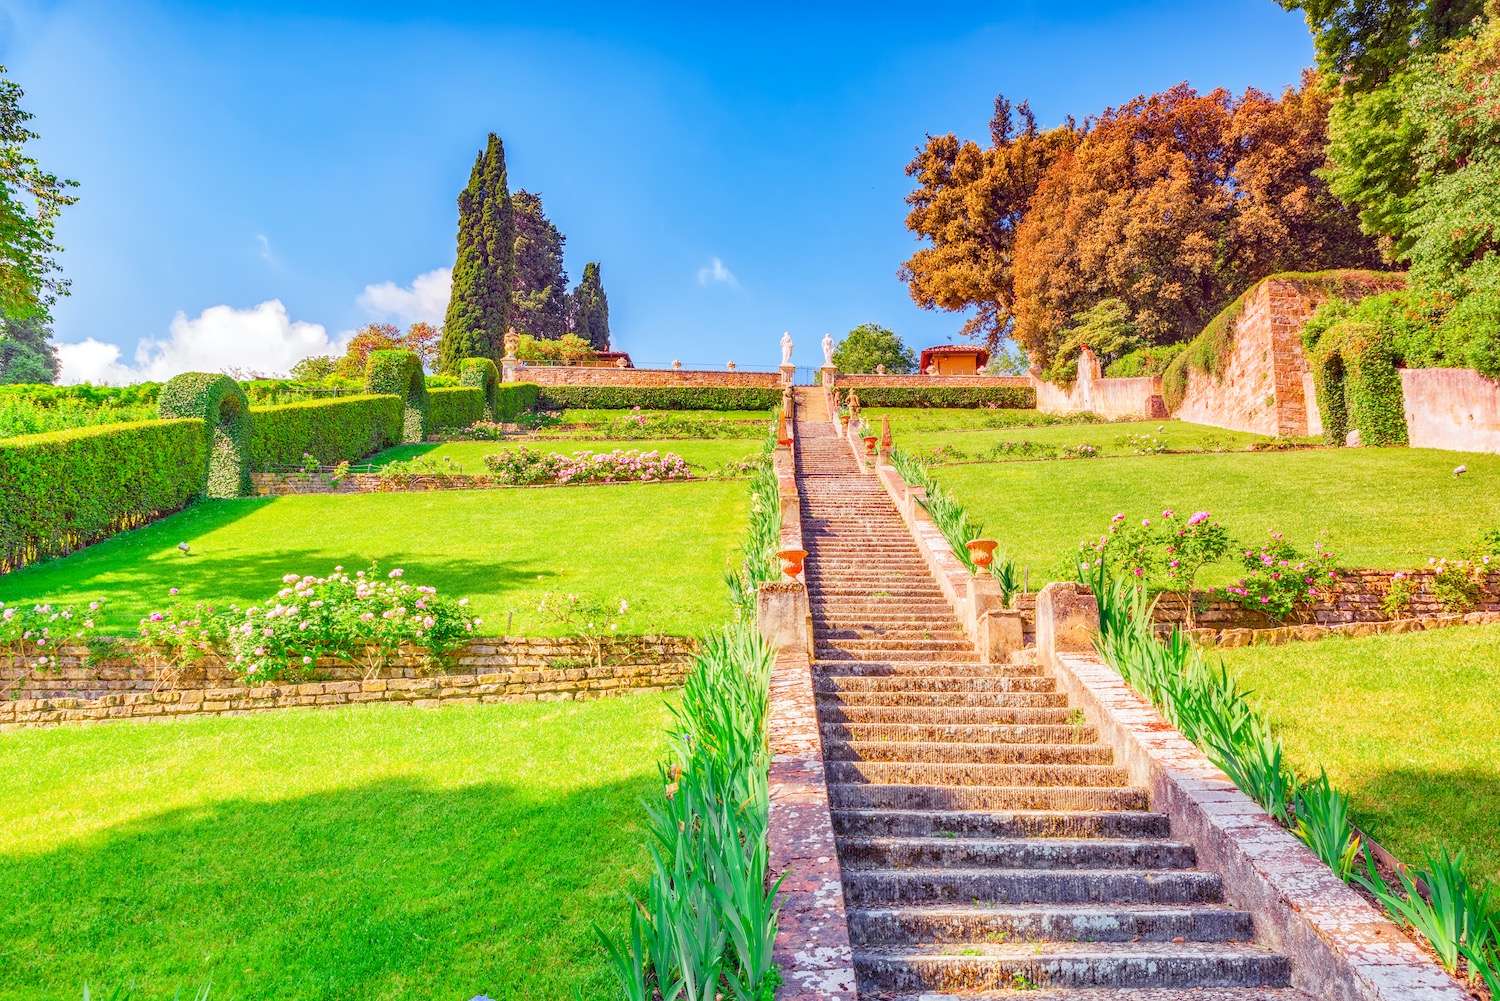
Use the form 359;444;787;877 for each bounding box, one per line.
832;323;918;374
1043;298;1143;384
1;65;78;325
511;190;569;341
1277;0;1484;93
440;133;515;372
0;314;59;383
569;262;610;351
289;355;338;382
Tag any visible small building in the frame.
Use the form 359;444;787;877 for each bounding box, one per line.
594;351;634;369
918;344;990;376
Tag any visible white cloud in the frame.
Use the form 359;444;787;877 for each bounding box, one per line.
358;267;452;326
255;233;274;261
56;300;346;385
697;257;738;287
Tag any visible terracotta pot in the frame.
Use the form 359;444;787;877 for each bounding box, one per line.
777;548;809;578
966;539;999;574
863;435;878;455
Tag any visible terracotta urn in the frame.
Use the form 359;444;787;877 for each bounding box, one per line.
966;539;999;575
863;435;878;455
840;414;850;431
778;548;808;578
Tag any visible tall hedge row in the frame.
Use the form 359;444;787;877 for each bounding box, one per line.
427;386;486;430
495;382;540;420
842;386;1035;409
248;394;404;469
459;358;500;419
158;373;251;498
535;386;781;411
0;420;208;573
365;350;428;443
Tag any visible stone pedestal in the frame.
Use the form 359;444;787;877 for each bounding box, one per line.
976;609;1025;664
1035;582;1100;670
780;364;796;388
821;365;837;389
758;582;811;655
501;357;520;383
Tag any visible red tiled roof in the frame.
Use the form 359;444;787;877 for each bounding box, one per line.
918;344;990;372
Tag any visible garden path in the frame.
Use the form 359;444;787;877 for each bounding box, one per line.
790;390;1311;1000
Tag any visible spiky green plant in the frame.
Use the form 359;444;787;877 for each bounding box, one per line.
1293;771;1362;882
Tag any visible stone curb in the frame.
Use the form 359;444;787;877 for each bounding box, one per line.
1044;646;1470;1001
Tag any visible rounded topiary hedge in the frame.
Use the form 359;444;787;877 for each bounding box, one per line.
158;373;252;497
365;350;428;443
458;358;501;420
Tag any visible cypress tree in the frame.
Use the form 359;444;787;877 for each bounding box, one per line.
0;314;60;384
439;133;515;373
569;262;610;352
511;190;569;341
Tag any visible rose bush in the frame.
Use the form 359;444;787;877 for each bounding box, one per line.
1211;533;1342;622
0;599;100;669
482;447;691;485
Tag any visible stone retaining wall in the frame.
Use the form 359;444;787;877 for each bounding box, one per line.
1401;365;1500;455
247;471;706;496
0;663;684;730
1033;347;1168;420
3;635;696;701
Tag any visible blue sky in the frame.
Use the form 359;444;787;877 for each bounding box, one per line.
0;0;1315;380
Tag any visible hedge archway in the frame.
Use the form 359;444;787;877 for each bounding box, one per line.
1310;320;1408;447
458;357;501;421
365;349;428;443
158;373;251;497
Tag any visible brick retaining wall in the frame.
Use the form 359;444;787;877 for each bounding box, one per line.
832;374;1031;389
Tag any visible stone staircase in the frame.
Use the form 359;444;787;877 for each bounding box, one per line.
792;392;1309;1001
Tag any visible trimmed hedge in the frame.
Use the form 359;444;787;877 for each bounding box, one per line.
496;382;540;421
428;386;486;430
842;386;1035;409
365;350;428;443
248;394;404;469
0;419;208;573
535;386;781;411
458;358;500;419
158;373;251;498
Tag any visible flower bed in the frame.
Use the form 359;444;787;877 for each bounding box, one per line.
482;447;691;485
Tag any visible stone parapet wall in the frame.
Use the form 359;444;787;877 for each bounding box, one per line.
832;374;1030;389
508;366;779;387
0;663;685;730
1401;366;1500;455
3;635;696;701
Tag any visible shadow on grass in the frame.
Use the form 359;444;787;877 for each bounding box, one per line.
0;773;652;1001
1345;765;1500;884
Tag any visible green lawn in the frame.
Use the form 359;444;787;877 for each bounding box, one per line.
859;407;1097;433
367;438;764;473
938;448;1500;581
893;418;1267;460
1220;626;1500;887
0;695;669;1000
0;482;746;635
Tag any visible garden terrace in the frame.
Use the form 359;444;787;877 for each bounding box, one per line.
361;438;764;474
1222;624;1500;887
892;417;1272;462
0;695;669;999
0;482;746;636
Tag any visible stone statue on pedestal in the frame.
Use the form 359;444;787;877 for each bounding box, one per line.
780;331;794;367
822;333;835;366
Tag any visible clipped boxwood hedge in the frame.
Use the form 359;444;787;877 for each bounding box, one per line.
536;386;781;411
843;385;1035;409
249;394;404;469
496;382;540;421
158;373;251;498
0;419;208;573
365;349;428;443
428;386;486;430
458;358;500;419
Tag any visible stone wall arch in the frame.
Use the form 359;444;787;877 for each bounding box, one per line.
158;373;251;497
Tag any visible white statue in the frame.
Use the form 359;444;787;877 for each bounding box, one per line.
780;331;794;367
822;333;835;366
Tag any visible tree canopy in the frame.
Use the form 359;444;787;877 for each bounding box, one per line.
0;313;58;384
1277;0;1484;93
440;133;515;373
569;262;610;352
832;323;917;374
1;64;77;328
511;190;569;341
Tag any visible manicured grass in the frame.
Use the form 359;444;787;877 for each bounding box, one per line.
895;419;1267;460
938;448;1500;581
1220;626;1500;886
558;408;773;424
0;482;746;635
366;438;764;473
0;695;670;1000
860;407;1096;433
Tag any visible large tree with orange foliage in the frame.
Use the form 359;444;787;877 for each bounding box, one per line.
902;75;1379;369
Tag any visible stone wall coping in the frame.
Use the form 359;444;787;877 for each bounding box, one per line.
1045;646;1469;1001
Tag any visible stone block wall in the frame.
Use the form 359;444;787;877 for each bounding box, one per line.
1401;366;1500;455
1033;347;1167;419
506;366;779;387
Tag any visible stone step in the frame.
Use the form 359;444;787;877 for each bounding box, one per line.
830;809;1171;840
814;649;980;664
825;761;1129;789
816;628;971;643
819;706;1069;726
828;784;1149;813
837;837;1197;871
852;941;1290;992
821;722;1096;746
842;867;1225;907
846;901;1257;945
817;691;1067;709
811;661;1036;678
824;740;1113;767
815;676;1056;694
